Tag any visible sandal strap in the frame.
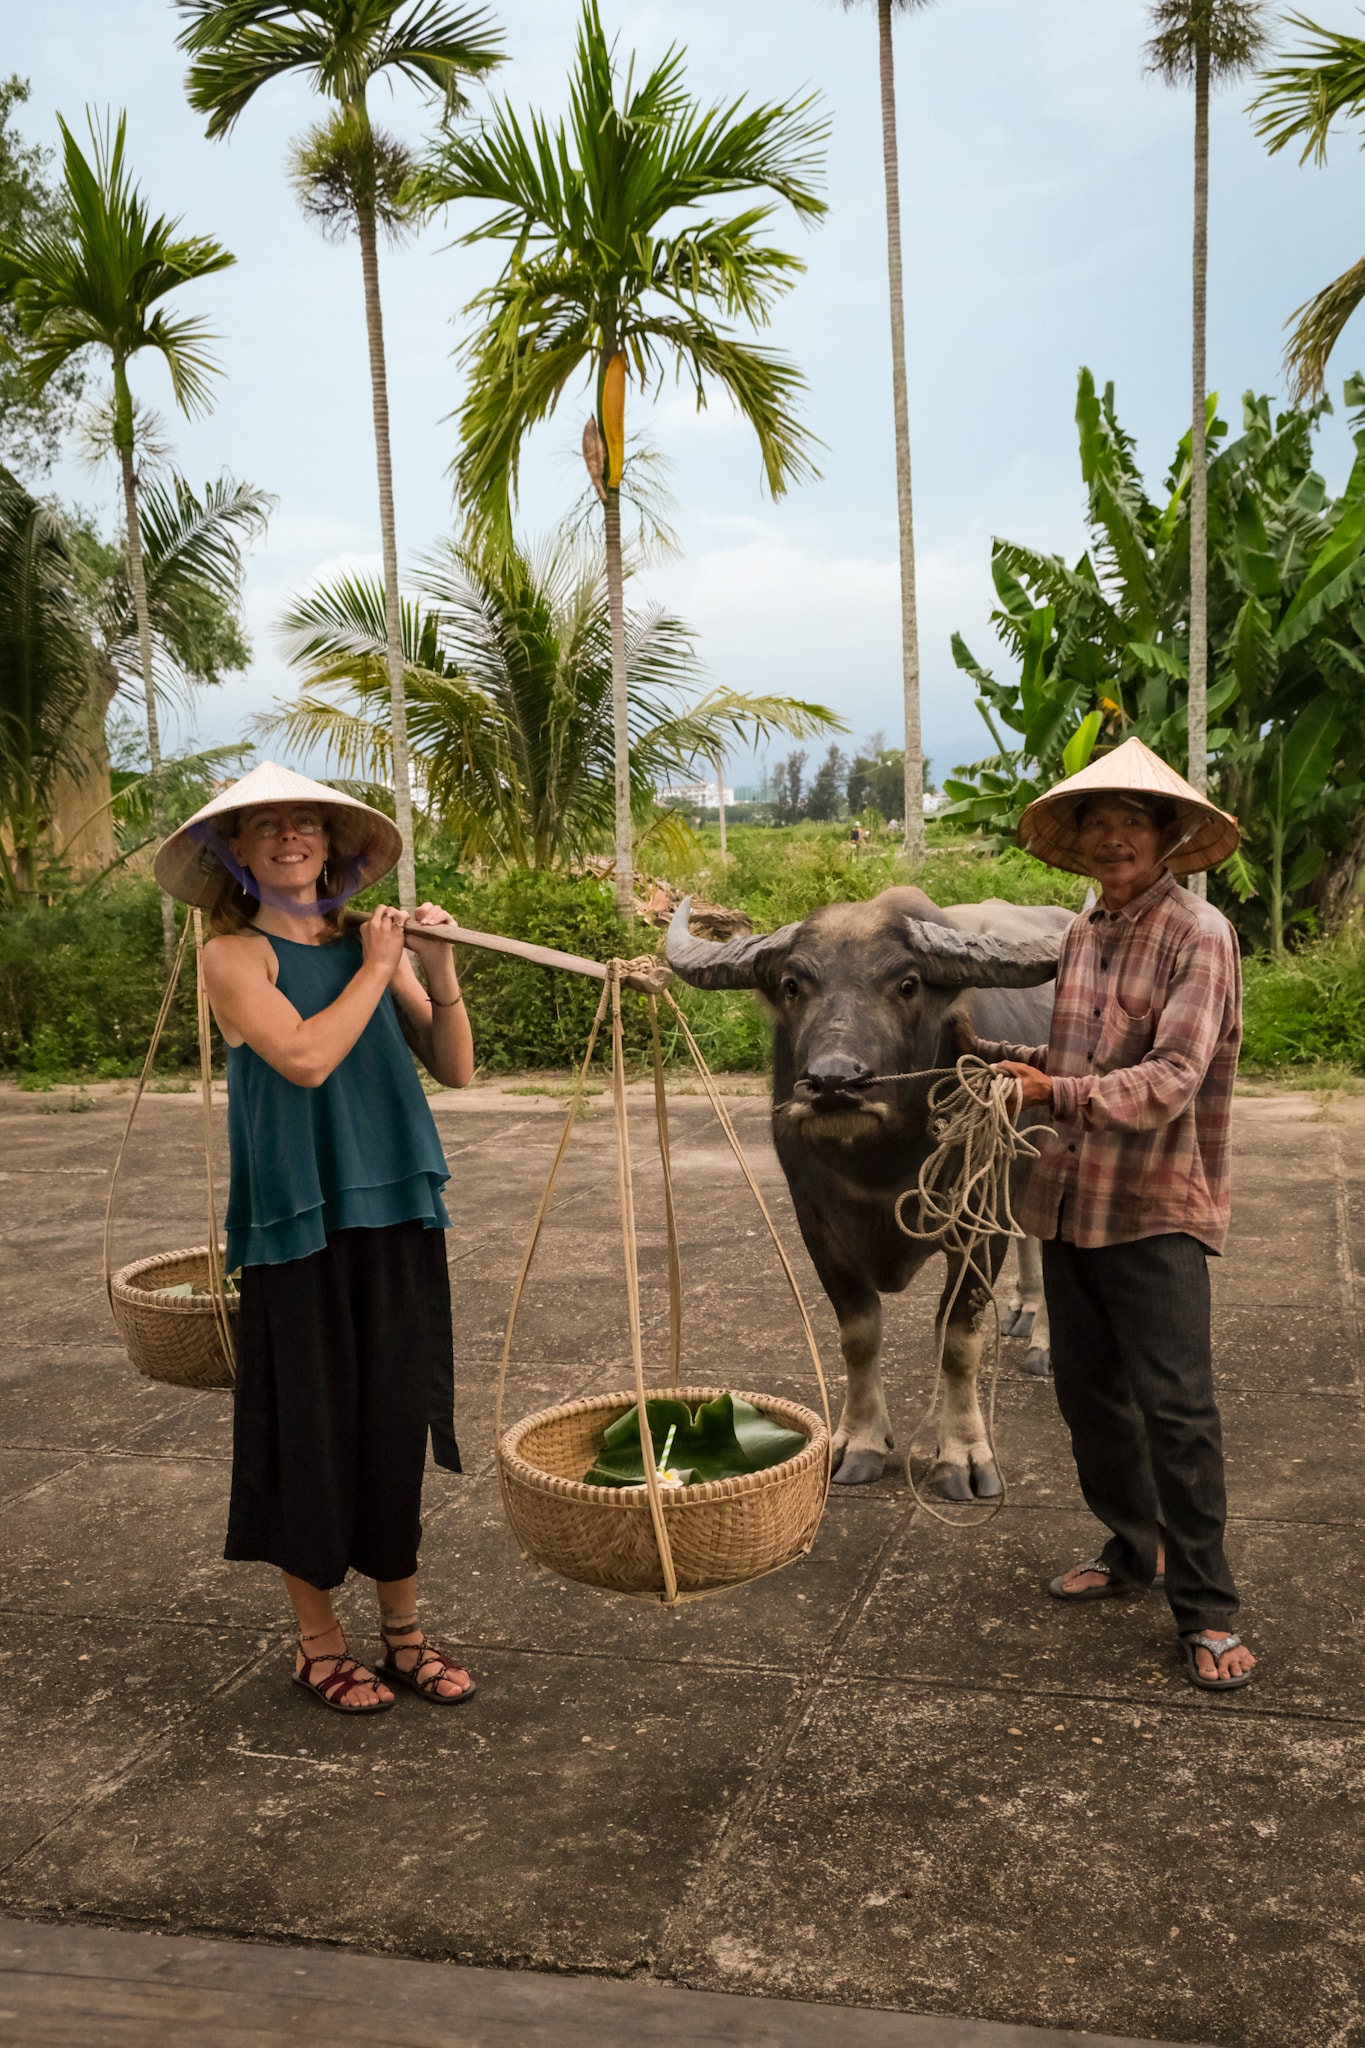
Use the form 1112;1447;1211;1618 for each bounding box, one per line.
382;1631;469;1695
298;1651;382;1704
1185;1631;1243;1657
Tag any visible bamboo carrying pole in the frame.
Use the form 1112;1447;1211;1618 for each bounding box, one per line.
345;911;670;994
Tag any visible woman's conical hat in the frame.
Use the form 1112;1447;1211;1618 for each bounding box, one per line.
1017;735;1239;876
152;760;403;909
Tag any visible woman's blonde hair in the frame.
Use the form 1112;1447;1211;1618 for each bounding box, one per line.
204;809;351;941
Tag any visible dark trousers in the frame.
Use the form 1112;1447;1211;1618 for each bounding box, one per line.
226;1221;460;1592
1042;1232;1237;1635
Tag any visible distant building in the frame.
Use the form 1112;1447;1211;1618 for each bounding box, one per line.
656;778;734;807
731;784;762;803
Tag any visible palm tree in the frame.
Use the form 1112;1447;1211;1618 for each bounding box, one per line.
0;466;97;905
839;0;934;864
0;111;234;956
175;1;504;912
48;471;274;872
412;0;828;914
1252;15;1365;400
1146;1;1272;897
263;536;844;872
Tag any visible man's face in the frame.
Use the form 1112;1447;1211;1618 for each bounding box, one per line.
1075;799;1167;893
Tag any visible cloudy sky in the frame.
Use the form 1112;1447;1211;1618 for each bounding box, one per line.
12;0;1365;788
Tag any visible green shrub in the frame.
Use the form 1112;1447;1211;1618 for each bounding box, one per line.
1241;932;1365;1072
3;836;1357;1082
0;882;198;1084
667;824;1089;925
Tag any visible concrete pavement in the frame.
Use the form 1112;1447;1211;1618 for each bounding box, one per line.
0;1078;1360;2046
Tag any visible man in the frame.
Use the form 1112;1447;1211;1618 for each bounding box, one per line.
970;736;1255;1692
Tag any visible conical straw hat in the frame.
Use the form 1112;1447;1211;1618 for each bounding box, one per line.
1017;735;1239;877
153;760;403;909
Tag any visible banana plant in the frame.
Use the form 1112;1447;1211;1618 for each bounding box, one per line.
945;368;1365;948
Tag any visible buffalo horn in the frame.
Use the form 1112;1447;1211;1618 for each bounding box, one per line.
664;896;800;989
905;916;1061;989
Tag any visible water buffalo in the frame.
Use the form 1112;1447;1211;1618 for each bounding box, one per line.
666;887;1071;1493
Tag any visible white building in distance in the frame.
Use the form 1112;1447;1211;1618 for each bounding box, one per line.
657;778;734;807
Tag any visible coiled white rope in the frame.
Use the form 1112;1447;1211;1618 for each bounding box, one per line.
889;1056;1048;1527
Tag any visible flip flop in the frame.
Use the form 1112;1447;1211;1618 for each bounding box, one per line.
1180;1631;1256;1692
1047;1558;1136;1600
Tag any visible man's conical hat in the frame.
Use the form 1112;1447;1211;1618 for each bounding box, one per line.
152;760;402;908
1017;735;1240;876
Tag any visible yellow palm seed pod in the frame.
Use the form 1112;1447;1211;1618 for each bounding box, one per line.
600;352;626;490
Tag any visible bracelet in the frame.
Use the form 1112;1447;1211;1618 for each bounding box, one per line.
429;990;464;1009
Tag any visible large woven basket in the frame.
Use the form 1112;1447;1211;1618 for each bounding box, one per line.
109;1246;236;1390
498;1386;829;1598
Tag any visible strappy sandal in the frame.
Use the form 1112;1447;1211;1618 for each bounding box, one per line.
1047;1558;1137;1601
1180;1630;1256;1692
377;1620;476;1706
293;1631;395;1715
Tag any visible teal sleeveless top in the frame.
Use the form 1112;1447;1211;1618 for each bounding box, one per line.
224;933;451;1270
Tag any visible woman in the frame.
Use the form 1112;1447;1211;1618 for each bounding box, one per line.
154;761;475;1714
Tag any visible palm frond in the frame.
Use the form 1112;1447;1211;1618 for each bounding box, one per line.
1252;14;1365;162
175;1;504;133
1145;0;1273;86
1283;253;1365;403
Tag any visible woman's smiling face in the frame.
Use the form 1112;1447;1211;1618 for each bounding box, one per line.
229;804;330;896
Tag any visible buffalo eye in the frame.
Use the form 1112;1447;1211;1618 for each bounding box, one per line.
781;974;801;1002
899;973;921;998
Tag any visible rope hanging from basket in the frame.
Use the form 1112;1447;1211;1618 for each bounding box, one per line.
493;959;832;1608
103;909;235;1380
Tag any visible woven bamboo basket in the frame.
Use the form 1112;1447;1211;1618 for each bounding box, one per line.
109;1245;237;1390
493;967;833;1607
500;1386;829;1597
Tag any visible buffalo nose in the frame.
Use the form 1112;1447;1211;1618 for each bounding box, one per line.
798;1054;872;1099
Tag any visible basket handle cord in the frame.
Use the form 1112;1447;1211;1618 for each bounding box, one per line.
193;912;235;1375
101;909;235;1379
493;963;833;1606
103;910;193;1309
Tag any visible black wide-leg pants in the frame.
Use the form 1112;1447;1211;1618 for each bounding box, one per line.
225;1221;461;1592
1042;1231;1238;1636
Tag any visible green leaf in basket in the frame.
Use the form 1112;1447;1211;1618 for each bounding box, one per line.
582;1393;807;1488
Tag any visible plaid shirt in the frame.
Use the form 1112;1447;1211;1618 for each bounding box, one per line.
977;869;1242;1252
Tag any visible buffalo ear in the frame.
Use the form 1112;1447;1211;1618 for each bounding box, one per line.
905;916;1060;989
665;896;800;990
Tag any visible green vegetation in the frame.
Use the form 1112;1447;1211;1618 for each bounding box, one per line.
946;371;1365;955
8;826;1357;1086
0;108;236;961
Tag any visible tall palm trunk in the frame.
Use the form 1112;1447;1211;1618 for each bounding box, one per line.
603;484;632;916
876;0;925;864
356;185;417;912
116;396;176;965
1187;38;1211;899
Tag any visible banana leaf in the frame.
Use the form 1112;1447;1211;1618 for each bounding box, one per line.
582;1393;808;1489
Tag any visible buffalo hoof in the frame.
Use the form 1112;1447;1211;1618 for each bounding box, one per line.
1023;1347;1052;1380
998;1305;1025;1338
1008;1309;1036;1344
831;1446;890;1486
927;1461;974;1502
971;1457;1004;1499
